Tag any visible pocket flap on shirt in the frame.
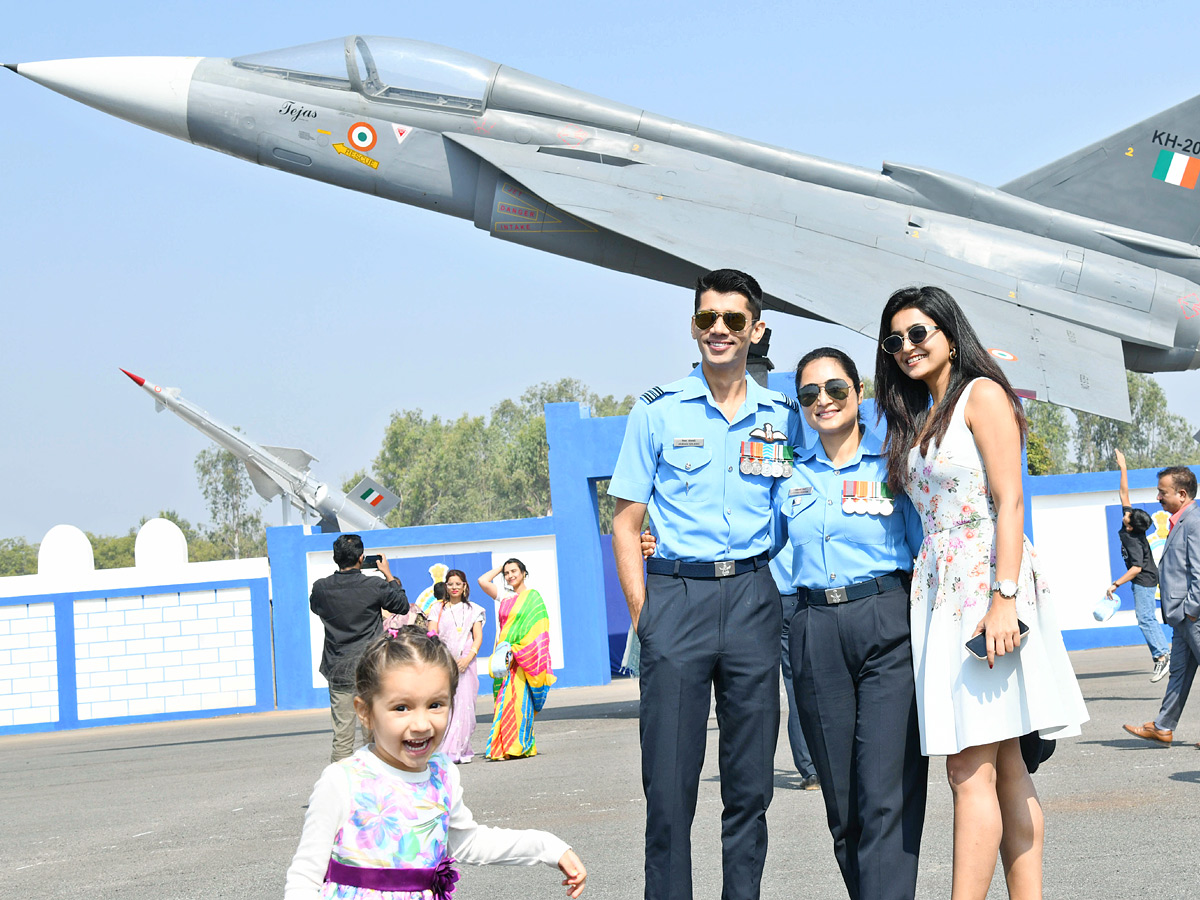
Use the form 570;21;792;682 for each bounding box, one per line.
785;492;818;517
662;444;713;472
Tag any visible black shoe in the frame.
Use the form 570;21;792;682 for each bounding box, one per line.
799;774;821;790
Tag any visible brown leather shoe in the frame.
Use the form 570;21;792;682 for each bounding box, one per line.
1123;721;1173;744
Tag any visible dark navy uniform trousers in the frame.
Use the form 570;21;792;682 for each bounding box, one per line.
639;566;781;900
789;585;928;900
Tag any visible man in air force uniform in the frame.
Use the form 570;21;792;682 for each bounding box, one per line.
610;268;800;900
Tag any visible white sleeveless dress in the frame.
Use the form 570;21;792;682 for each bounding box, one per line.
905;379;1088;756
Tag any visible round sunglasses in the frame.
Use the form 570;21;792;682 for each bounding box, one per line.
797;378;852;407
881;323;941;355
693;309;751;332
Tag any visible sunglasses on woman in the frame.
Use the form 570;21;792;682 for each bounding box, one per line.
881;323;941;355
797;378;852;407
693;310;750;332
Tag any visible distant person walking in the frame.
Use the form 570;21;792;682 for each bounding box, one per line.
1124;466;1200;747
309;534;409;763
1110;449;1171;682
432;569;486;764
477;559;556;760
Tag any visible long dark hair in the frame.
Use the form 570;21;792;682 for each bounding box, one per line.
874;286;1027;490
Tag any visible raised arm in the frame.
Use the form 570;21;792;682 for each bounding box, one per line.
1116;448;1131;509
965;379;1025;666
612;499;650;629
477;564;503;601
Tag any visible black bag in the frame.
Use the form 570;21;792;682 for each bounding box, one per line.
1019;731;1056;774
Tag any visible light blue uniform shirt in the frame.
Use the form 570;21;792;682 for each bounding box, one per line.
769;541;797;596
610;368;800;562
774;426;923;590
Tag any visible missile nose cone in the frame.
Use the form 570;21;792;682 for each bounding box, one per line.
4;63;18;73
13;56;202;142
120;368;146;386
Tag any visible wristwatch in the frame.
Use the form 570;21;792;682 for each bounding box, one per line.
991;579;1018;599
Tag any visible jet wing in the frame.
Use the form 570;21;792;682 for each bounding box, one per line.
449;133;1131;420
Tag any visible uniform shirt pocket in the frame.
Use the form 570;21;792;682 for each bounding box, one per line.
784;492;820;543
660;444;714;503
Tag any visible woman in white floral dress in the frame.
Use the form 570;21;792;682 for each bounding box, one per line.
873;286;1087;900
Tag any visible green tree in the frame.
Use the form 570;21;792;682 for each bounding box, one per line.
194;446;266;558
1024;400;1073;476
0;537;39;577
373;410;493;527
87;530;136;569
1074;372;1200;472
370;379;635;531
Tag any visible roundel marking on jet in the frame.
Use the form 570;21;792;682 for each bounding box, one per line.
988;348;1017;362
348;122;377;152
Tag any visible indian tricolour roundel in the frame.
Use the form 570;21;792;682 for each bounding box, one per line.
348;122;377;152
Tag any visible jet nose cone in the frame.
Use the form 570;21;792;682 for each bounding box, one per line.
13;56;202;142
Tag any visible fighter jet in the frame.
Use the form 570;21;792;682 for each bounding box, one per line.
13;37;1200;419
120;368;397;532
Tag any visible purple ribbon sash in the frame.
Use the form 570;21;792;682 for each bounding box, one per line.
325;856;459;898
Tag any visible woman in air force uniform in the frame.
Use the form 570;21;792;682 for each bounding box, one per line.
779;347;927;900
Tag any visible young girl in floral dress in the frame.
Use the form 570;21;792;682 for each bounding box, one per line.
285;626;586;899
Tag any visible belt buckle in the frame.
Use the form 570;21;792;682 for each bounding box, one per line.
714;560;735;577
824;586;848;605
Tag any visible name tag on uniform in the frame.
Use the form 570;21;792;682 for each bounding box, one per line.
674;438;704;447
789;486;812;497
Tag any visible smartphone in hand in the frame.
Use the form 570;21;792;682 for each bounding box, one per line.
966;619;1029;660
363;554;382;570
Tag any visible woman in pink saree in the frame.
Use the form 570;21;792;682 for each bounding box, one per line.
431;569;486;763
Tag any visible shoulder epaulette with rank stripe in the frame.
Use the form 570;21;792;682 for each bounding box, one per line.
640;386;666;404
780;395;799;413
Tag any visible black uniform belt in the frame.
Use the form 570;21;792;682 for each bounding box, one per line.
797;572;909;606
645;551;770;579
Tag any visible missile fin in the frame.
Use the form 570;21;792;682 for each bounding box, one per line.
347;476;399;518
261;444;317;472
243;459;284;501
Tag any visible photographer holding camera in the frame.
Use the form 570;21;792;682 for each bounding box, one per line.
309;533;409;762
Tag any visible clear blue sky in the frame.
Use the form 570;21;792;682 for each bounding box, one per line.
3;1;1198;542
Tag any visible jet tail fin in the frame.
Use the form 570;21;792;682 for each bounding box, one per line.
1001;93;1200;245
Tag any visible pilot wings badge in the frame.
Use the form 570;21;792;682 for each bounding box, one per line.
748;423;787;443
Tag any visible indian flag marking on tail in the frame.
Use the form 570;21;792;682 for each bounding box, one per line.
1152;149;1200;189
360;488;385;507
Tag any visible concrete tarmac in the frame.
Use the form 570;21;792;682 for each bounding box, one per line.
3;644;1196;899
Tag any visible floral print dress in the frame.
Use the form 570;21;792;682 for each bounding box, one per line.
905;379;1088;756
322;752;456;899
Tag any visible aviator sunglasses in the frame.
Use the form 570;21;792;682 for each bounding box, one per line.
881;323;941;355
798;378;852;407
693;309;751;332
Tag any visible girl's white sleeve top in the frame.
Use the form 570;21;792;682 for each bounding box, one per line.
285;753;571;899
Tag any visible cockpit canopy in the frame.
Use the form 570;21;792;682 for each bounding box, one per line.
232;36;497;114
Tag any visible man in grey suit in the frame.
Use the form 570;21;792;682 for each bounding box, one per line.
1123;466;1200;746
